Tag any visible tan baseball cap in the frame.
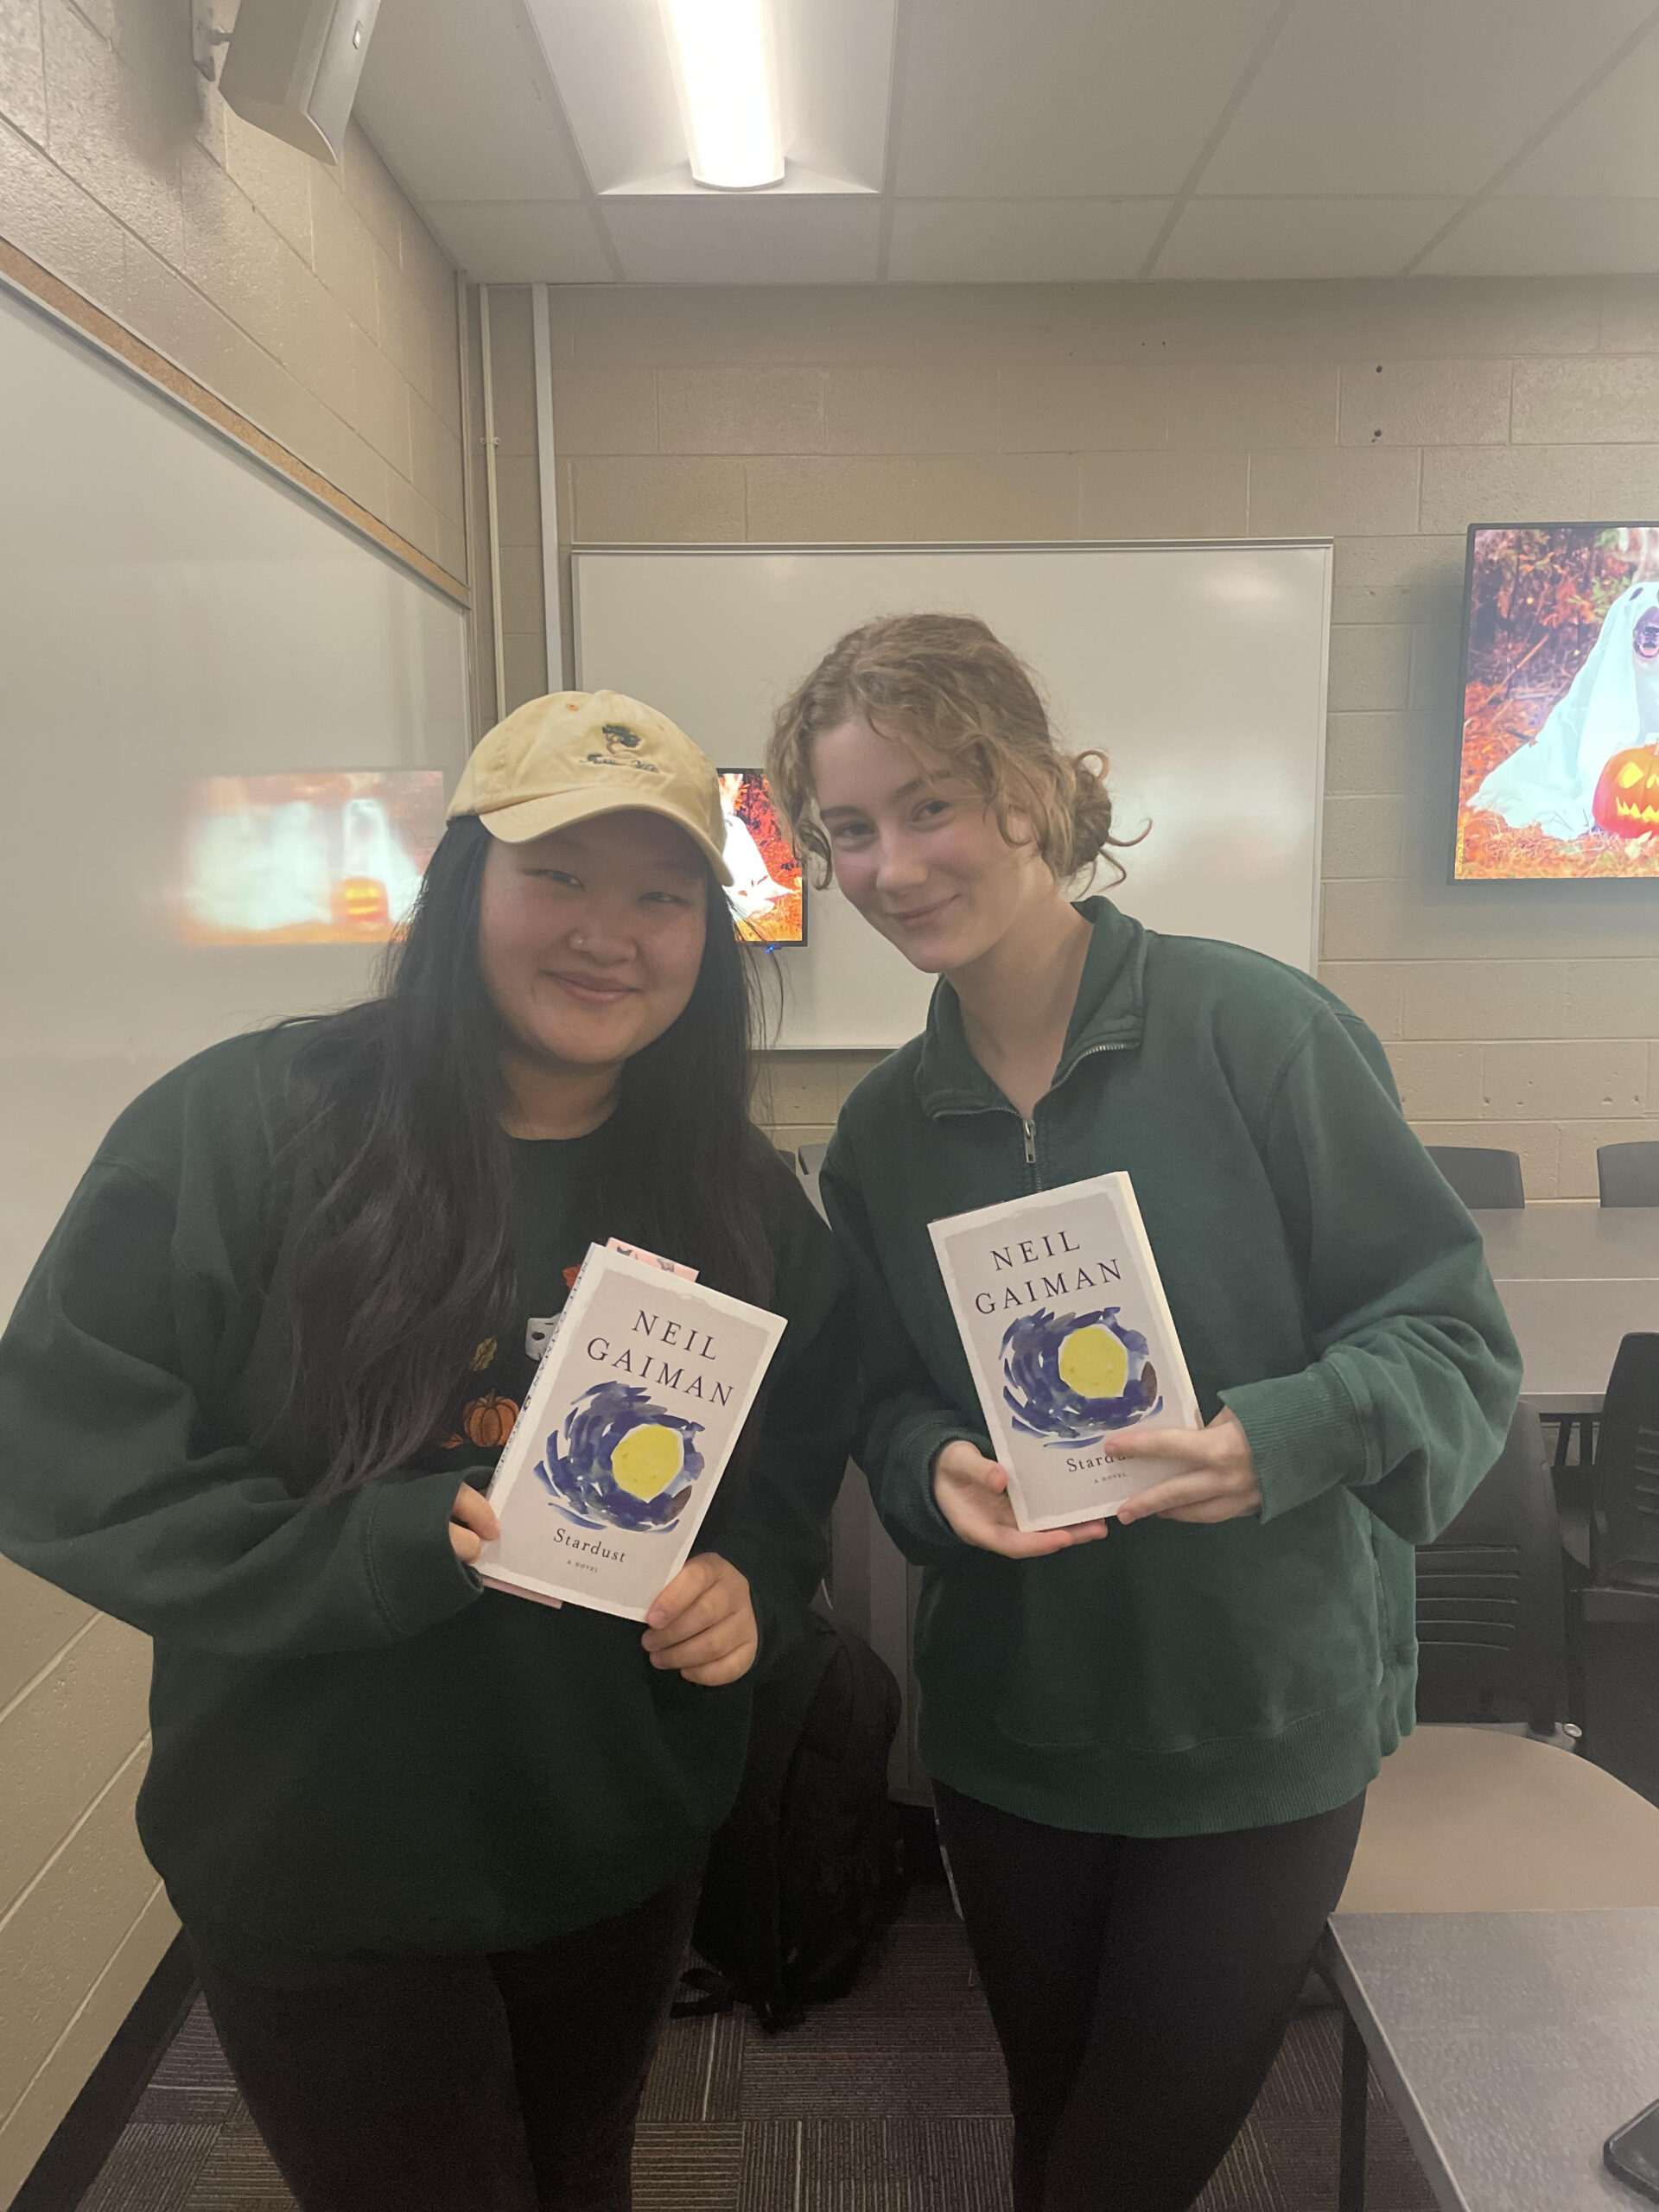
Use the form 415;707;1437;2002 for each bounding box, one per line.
447;690;733;886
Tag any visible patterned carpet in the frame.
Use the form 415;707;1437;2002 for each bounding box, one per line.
78;1880;1435;2211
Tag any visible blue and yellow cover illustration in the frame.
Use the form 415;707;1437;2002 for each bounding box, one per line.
929;1172;1200;1531
478;1246;786;1620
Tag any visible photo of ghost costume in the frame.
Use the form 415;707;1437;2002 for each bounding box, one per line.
721;808;792;922
1471;581;1659;840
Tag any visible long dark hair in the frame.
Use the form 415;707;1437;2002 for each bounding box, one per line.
275;815;774;1495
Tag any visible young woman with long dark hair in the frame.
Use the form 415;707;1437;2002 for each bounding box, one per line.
767;615;1521;2212
0;691;855;2212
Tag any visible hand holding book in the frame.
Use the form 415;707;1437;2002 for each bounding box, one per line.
448;1482;499;1562
928;1172;1205;1532
641;1552;757;1684
932;1440;1108;1558
1109;1408;1263;1526
478;1244;787;1622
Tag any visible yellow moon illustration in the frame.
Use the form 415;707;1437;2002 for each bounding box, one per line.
1057;1323;1129;1402
611;1422;684;1501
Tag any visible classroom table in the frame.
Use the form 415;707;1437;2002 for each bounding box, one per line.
1323;1907;1659;2212
1471;1205;1659;1415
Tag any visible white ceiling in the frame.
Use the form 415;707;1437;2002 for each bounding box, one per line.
355;0;1659;283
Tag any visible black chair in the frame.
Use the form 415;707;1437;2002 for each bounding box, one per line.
1425;1145;1525;1210
1578;1334;1659;1802
1599;1141;1659;1208
1414;1403;1568;1737
1588;1332;1659;1591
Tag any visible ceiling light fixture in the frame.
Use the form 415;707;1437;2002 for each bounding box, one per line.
658;0;784;190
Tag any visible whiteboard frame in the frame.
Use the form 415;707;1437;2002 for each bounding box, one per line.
572;538;1332;999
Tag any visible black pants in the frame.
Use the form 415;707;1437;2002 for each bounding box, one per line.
933;1781;1365;2212
191;1874;700;2212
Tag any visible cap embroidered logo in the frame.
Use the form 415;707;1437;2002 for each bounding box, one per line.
582;723;664;776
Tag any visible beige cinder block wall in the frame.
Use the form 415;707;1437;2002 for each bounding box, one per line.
0;0;464;581
0;11;463;2198
534;279;1659;1194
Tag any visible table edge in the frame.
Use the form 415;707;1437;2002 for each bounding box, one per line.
1319;1923;1467;2212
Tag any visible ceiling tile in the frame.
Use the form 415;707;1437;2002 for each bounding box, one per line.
356;0;587;203
422;202;614;283
894;0;1282;198
1416;197;1659;278
888;200;1170;282
1198;0;1655;197
1154;198;1461;281
601;199;883;284
1500;27;1659;198
521;0;683;197
525;0;893;197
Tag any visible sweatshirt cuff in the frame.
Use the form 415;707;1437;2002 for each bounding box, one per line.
1220;1363;1370;1526
887;1411;990;1563
702;1534;797;1678
362;1465;487;1639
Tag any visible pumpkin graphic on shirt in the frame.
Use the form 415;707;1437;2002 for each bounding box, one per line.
461;1393;519;1449
1001;1306;1162;1445
534;1381;706;1533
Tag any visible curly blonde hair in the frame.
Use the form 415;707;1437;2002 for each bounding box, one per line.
766;613;1134;889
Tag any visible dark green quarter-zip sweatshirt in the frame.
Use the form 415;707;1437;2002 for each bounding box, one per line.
821;899;1522;1838
0;1025;855;1984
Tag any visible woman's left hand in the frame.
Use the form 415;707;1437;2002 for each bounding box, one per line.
1109;1407;1263;1526
642;1554;758;1685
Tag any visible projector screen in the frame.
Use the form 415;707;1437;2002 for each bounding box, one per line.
1456;523;1659;881
179;771;447;944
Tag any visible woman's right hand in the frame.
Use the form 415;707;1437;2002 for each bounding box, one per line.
448;1483;500;1563
931;1440;1109;1558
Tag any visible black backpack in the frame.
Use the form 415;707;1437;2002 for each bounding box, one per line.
677;1611;907;2031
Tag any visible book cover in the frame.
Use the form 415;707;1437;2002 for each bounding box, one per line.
928;1172;1201;1532
479;1246;787;1621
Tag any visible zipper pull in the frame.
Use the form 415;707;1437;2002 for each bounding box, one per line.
1022;1118;1037;1166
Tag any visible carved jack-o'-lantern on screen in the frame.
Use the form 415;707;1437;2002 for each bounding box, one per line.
1593;746;1659;837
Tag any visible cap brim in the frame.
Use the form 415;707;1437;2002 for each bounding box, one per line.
465;788;734;887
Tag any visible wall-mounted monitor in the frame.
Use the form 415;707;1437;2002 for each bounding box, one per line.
1456;523;1659;881
178;770;448;944
718;770;804;944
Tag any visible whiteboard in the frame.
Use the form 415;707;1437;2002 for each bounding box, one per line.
0;282;469;1314
574;543;1331;1051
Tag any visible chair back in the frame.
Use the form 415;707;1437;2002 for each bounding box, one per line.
1598;1141;1659;1207
1414;1404;1567;1734
1591;1333;1659;1586
1425;1145;1525;1209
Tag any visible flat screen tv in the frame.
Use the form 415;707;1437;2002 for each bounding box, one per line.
718;769;805;944
1455;523;1659;880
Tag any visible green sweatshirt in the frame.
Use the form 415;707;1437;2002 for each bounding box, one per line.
0;1026;855;1984
822;899;1522;1838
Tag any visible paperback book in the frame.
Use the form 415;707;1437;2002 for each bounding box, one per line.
929;1171;1201;1532
479;1245;787;1621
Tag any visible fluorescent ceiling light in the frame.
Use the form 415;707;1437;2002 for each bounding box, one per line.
658;0;784;189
